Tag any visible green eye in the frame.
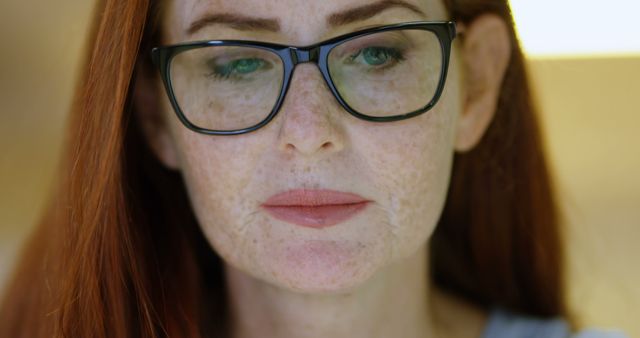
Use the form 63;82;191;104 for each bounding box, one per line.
348;47;405;68
232;58;264;74
362;47;393;66
213;58;267;78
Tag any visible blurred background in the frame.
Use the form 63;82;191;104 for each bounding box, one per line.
0;0;638;336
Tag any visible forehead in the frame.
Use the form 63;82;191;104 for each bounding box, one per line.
162;0;449;44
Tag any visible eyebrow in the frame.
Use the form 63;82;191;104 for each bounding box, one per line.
327;0;426;27
186;0;425;36
187;13;281;35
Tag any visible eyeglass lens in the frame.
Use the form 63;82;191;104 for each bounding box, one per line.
168;29;443;131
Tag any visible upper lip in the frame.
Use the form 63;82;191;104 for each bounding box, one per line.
262;189;369;207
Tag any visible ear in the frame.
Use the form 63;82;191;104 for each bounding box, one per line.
455;14;512;152
132;61;181;170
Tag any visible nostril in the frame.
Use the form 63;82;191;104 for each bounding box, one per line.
321;142;333;150
284;141;333;154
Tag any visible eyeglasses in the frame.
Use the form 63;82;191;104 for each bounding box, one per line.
151;21;458;135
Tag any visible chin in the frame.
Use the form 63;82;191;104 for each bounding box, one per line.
258;238;386;294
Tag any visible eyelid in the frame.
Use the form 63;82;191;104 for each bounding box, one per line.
204;50;278;68
331;30;413;58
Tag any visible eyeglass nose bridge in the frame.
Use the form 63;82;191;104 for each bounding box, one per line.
290;46;321;64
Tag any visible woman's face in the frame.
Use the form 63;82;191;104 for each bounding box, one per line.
156;0;463;292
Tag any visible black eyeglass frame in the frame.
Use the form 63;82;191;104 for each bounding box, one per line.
151;21;458;135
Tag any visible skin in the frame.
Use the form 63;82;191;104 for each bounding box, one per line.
134;0;511;337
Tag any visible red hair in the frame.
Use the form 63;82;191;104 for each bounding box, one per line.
0;0;568;337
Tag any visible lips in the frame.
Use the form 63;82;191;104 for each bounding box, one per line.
261;189;370;229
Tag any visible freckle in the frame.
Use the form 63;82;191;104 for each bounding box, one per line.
252;239;257;244
208;100;224;112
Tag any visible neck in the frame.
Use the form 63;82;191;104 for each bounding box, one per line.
224;243;438;338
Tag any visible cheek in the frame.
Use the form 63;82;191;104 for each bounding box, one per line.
156;78;271;269
172;130;268;263
360;82;460;259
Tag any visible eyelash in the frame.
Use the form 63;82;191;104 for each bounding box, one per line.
206;58;270;82
347;47;407;71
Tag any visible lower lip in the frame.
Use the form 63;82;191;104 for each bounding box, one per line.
262;202;369;229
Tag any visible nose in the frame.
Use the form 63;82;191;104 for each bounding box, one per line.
275;64;345;157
